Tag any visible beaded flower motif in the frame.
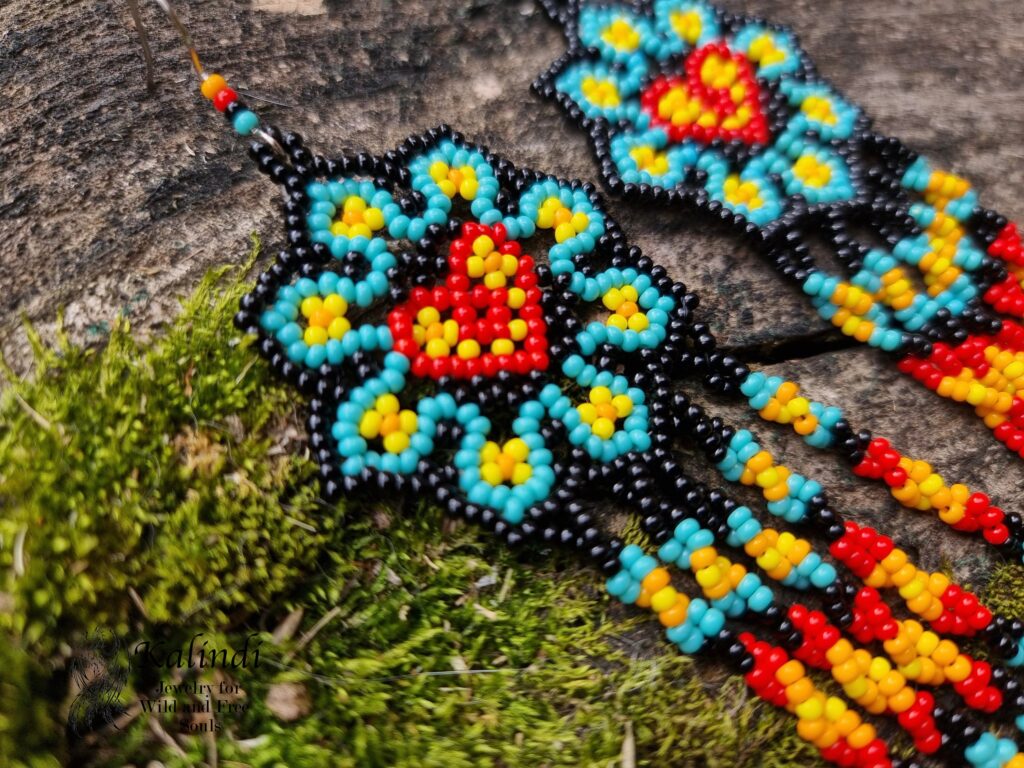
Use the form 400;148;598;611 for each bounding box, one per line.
237;126;685;524
535;0;863;231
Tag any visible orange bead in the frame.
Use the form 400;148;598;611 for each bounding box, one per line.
201;74;228;100
878;671;906;697
776;660;806;686
847;723;876;749
888;686;916;713
746;450;773;474
932;639;959;666
635;587;652;608
658;599;689;628
944;655;972;683
785;677;815;705
834;711;860;737
797;717;826;742
689;547;718;571
641;567;671;594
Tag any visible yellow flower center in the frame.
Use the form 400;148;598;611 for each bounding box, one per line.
465;234;520;289
536;197;590;243
801;95;837;126
601;285;650;332
479;438;532;486
630;146;670;176
723;174;764;210
581;76;621;108
700;53;740;90
428;160;479;200
601;18;640;51
330;196;386;238
358;394;418;454
746;34;786;67
669;10;703;44
412;305;461;360
792;155;833;188
576;386;634;441
300;292;351;346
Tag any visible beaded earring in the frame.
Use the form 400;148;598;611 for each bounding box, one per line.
534;0;1024;466
149;1;1024;766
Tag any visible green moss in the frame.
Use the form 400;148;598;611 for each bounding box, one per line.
0;243;817;767
983;562;1024;621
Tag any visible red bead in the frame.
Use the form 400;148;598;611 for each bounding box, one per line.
213;86;237;112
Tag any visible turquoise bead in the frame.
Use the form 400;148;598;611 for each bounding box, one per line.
232;109;259;136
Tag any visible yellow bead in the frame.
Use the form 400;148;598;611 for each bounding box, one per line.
417;306;441;326
473;235;495;257
301;295;324;318
491;338;514;356
592;417;616;440
460;179;478;199
425;338;450;358
480;462;503;486
483;271;507;290
577;403;597;425
606;314;628;330
627;313;650;331
364;208;384;230
383;431;410;454
429;161;448;182
328;317;351;339
359;410;383;439
304;325;328;346
507;288;526;309
201;74;227;99
508;319;528;341
650;586;678;613
602;288;624;311
555;222;576;243
695;565;722;588
466;256;485;278
457;339;481;359
757;549;782;571
898;576;925;600
842;676;868;699
398;410;418;435
795;697;823;721
497;439;526;464
500;253;519;276
511;463;533;485
823;697;846;721
323;293;347;317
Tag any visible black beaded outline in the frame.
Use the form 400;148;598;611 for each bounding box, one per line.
233;124;694;519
